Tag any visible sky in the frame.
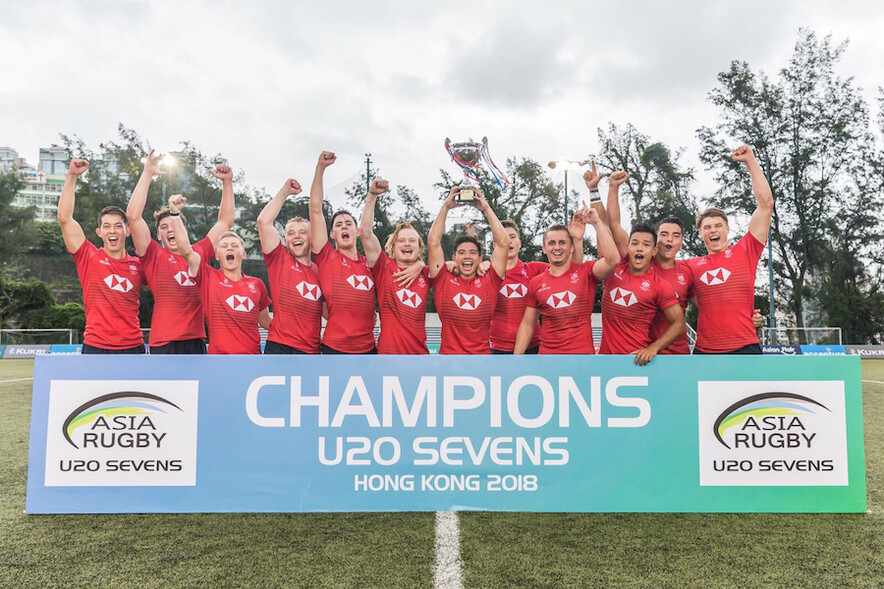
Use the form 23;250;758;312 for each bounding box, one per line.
3;0;883;223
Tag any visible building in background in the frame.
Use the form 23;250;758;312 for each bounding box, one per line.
3;145;68;222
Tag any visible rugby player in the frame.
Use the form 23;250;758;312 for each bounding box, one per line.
126;151;235;354
309;151;378;354
427;185;510;354
257;178;323;354
514;205;620;354
58;158;145;354
685;145;773;354
168;195;270;354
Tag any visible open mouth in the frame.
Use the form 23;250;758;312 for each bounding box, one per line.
292;240;304;248
461;261;474;271
341;231;351;241
634;253;645;262
226;253;235;262
664;244;672;251
108;236;119;245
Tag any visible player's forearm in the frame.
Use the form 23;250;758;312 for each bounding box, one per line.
57;174;78;223
171;215;194;257
513;322;534;355
592;221;621;266
258;188;288;228
217;178;235;229
127;169;153;223
746;159;774;211
427;205;448;248
360;192;378;239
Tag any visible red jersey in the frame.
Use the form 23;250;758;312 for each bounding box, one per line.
140;238;215;346
313;242;376;353
599;261;679;354
371;252;430;354
71;240;144;349
264;242;323;354
524;261;599;354
685;233;765;353
490;260;546;352
431;264;503;355
650;259;693;355
197;265;270;355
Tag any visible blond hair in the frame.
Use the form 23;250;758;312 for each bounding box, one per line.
384;222;426;260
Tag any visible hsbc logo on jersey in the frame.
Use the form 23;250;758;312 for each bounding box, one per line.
173;271;196;287
453;293;482;310
610;287;638;307
296;281;322;301
225;295;254;312
546;290;576;309
346;275;374;291
396;288;423;308
701;267;731;286
103;274;133;293
500;284;527;298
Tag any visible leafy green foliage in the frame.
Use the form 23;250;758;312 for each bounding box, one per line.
20;302;85;331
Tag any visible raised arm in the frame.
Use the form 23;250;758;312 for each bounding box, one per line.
583;161;609;227
588;208;621;281
359;178;389;267
604;171;630;256
734;145;774;244
427;186;459;278
126;150;163;256
57;159;89;253
309;151;336;254
206;164;236;246
472;187;510;279
168;195;201;277
568;210;587;264
258;179;302;254
514;307;541;354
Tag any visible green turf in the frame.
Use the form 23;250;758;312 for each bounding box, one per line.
0;360;435;589
459;361;884;588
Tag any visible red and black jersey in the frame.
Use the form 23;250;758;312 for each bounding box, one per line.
371;252;430;354
264;242;323;354
431;264;502;355
313;242;377;353
197;265;270;355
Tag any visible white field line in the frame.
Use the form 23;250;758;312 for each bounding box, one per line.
862;379;884;386
0;377;33;384
434;511;464;589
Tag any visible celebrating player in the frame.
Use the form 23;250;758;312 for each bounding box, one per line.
360;180;431;354
309;151;378;354
58;158;145;354
126;151;235;354
686;145;773;354
257;178;323;354
514;205;620;354
168;195;270;354
427;185;510;354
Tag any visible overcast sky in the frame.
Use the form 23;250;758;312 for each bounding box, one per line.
3;0;883;222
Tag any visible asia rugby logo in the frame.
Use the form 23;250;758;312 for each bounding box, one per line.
103;274;133;293
347;274;374;291
609;287;637;307
61;391;182;449
500;284;527;298
700;267;731;286
712;392;830;449
296;281;322;301
546;290;575;309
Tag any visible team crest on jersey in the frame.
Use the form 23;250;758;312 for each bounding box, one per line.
677;273;687;285
173;270;196;287
475;277;482;288
225;294;254;312
347;274;374;291
296;281;322;301
453;293;481;310
500;284;527;298
418;276;427;288
570;272;579;283
640;280;651;291
724;248;733;259
129;264;138;274
700;267;731;286
103;274;133;293
521;266;529;278
610;287;637;307
546;290;576;309
396;288;423;308
248;282;257;293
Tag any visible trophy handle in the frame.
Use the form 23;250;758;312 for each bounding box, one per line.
479;137;511;190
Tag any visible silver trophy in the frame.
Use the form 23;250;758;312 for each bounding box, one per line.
444;136;510;203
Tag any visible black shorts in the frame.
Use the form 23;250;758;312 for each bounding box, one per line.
321;344;377;355
149;339;207;355
693;343;763;355
264;340;310;355
491;346;539;355
82;343;146;355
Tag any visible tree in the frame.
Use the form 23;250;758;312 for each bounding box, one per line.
0;172;37;262
696;29;884;332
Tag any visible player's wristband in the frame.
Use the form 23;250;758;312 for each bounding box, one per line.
589;189;601;204
169;211;181;217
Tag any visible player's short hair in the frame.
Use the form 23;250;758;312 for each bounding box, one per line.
98;206;128;226
542;224;573;246
217;231;245;250
453;234;483;256
501;219;520;233
331;210;356;227
630;223;658;245
285;216;309;229
696;208;729;228
655;216;684;233
154;206;187;230
384;222;426;259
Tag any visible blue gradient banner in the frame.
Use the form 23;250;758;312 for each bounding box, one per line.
26;355;865;513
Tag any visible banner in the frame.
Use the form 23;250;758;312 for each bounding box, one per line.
846;345;884;360
26;355;865;514
800;345;847;356
4;345;51;358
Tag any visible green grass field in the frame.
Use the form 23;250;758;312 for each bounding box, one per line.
2;360;883;588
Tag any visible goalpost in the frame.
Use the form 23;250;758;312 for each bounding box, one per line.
0;329;78;345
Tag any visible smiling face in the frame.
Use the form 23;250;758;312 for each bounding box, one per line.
541;229;573;268
655;222;683;263
95;212;130;257
215;234;246;272
391;227;422;265
699;214;730;254
627;231;657;273
330;212;359;250
452;237;482;278
284;220;311;259
156;215;179;252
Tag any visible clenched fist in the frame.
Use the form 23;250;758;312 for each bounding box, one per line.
168;194;187;214
317;151;337;168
